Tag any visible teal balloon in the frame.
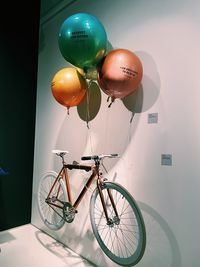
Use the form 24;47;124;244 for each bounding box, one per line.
58;13;107;70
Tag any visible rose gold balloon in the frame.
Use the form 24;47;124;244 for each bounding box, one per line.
97;49;143;99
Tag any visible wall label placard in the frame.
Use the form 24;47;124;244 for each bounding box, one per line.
148;113;158;124
161;154;172;166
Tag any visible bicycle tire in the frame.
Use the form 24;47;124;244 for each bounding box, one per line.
90;182;146;266
37;171;68;230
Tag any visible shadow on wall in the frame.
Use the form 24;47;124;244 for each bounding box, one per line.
138;201;182;267
34;199;182;267
122;50;161;113
78;51;160;123
59;211;108;267
77;81;102;123
35;228;100;266
52;51;160;173
106;40;113;53
74;215;108;267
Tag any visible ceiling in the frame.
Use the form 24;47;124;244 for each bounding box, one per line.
40;0;77;25
40;0;66;18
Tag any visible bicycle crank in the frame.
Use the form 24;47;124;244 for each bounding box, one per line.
63;202;77;223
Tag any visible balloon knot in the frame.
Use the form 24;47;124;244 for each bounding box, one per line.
108;102;112;108
108;97;115;108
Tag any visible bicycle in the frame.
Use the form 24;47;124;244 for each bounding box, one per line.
37;150;146;266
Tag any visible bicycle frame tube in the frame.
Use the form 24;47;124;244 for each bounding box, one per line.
46;165;73;204
46;167;67;210
57;164;97;209
46;164;97;211
47;167;64;199
73;167;97;209
47;162;119;220
63;166;73;204
46;159;119;224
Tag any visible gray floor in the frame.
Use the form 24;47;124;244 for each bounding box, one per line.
0;224;95;267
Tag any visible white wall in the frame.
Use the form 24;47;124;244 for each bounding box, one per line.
31;0;200;266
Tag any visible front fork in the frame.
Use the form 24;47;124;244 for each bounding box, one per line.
97;179;119;226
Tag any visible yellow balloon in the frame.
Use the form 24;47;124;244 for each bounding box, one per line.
51;68;87;109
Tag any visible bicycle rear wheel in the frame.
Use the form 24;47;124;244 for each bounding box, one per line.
37;171;67;230
90;182;146;266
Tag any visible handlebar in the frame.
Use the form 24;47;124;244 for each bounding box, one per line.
81;154;119;161
52;150;119;164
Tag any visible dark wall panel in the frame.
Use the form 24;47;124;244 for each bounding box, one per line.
0;1;40;231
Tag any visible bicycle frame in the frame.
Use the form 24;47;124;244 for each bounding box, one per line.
39;151;146;266
47;163;95;208
46;161;118;224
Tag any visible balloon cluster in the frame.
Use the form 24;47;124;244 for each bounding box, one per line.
51;12;143;111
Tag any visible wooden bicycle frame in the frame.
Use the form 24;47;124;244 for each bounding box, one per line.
46;162;118;222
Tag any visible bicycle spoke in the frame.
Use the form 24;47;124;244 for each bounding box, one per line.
90;182;146;266
118;225;138;251
38;173;67;230
120;221;140;242
115;227;133;257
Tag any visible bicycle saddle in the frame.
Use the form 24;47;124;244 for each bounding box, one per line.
52;150;69;156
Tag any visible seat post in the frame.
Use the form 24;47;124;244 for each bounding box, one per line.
60;153;65;165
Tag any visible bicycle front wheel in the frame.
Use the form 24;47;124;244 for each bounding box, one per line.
37;171;67;230
90;182;146;266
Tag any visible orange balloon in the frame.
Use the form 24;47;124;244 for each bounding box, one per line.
51;68;87;109
98;49;143;99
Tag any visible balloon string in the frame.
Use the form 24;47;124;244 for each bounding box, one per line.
67;107;70;115
86;84;94;155
127;112;135;144
86;81;91;129
130;112;135;123
86;89;89;128
103;99;110;153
